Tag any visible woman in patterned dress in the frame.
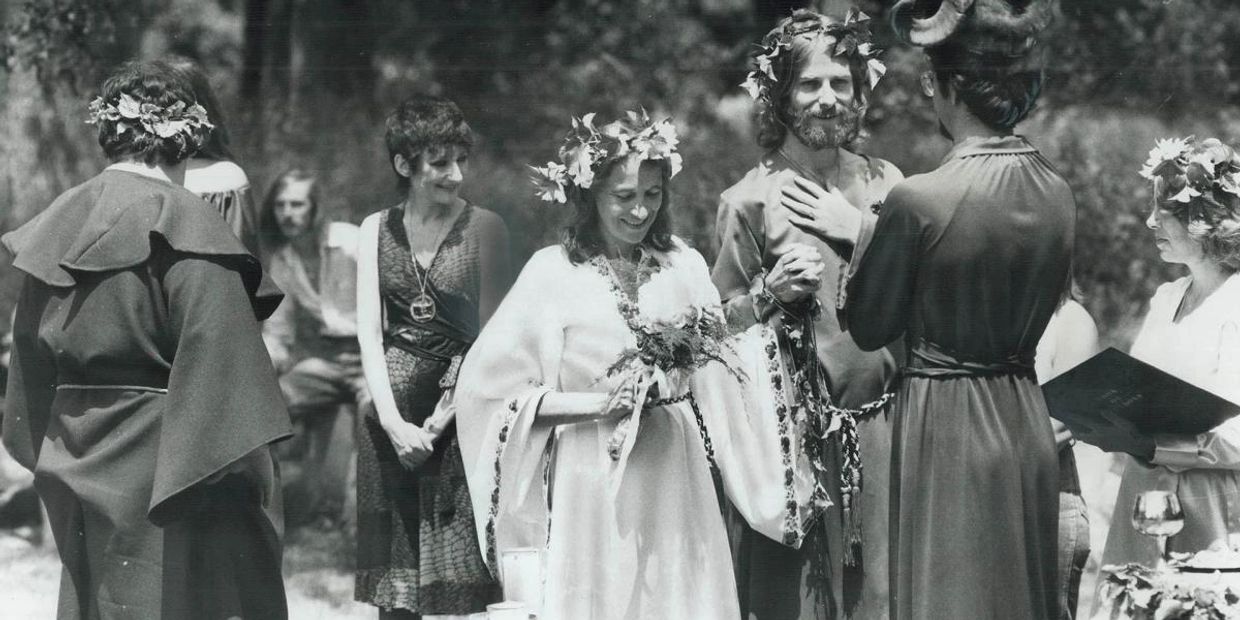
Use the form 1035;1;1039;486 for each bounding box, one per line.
354;95;509;619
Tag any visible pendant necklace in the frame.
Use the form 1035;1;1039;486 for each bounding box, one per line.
405;204;453;323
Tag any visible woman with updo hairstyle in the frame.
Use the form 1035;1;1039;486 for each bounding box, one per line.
354;94;508;619
2;60;290;618
844;1;1069;618
1099;137;1240;574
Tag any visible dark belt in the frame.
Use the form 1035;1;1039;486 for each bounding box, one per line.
902;338;1034;379
56;383;168;394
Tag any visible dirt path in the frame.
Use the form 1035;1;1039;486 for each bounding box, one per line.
0;528;372;619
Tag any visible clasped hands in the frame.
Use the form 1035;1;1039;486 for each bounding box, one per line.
384;417;439;471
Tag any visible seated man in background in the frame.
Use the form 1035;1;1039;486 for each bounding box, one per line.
260;168;368;527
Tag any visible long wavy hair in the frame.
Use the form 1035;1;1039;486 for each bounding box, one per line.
257;168;324;255
755;14;873;151
562;156;676;264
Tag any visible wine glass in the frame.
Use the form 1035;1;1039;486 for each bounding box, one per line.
1132;490;1185;570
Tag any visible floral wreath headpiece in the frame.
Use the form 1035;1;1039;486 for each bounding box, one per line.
1139;136;1240;236
530;110;682;204
86;92;213;140
741;8;887;103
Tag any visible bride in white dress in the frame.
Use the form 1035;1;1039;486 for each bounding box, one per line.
445;113;828;620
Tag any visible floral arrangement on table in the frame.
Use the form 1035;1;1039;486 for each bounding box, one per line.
741;7;886;103
601;306;743;461
1139;136;1240;237
530;109;682;204
87;93;213;140
1098;562;1240;620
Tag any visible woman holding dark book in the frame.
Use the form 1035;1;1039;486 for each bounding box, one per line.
1100;137;1240;568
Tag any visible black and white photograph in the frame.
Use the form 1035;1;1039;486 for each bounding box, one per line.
1;0;1239;618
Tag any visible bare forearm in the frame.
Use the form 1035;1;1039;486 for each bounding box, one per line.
537;391;610;425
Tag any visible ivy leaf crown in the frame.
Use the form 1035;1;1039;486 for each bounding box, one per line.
741;8;887;103
1139;136;1240;237
529;109;683;204
87;91;213;141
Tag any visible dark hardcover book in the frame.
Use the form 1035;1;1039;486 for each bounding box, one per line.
1043;347;1240;446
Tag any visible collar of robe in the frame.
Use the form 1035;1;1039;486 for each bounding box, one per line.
941;134;1037;164
1;168;282;319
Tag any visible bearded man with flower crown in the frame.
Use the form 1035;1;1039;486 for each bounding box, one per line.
837;1;1069;619
712;8;903;620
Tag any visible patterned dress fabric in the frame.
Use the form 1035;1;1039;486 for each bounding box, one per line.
355;204;500;614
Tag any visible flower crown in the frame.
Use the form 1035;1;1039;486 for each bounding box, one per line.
530;110;682;204
741;8;887;103
86;92;213;140
1139;136;1240;236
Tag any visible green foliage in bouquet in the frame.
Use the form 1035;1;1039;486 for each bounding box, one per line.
604;309;744;382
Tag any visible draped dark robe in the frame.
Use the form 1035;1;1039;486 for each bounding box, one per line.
2;169;292;619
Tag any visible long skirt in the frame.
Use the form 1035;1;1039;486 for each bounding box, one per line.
889;373;1059;620
355;345;499;614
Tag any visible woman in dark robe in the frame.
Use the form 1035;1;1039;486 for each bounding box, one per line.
2;60;291;619
839;2;1069;618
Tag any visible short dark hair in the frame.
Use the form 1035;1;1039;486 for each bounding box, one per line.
927;43;1044;133
258;168;323;253
562;157;675;264
162;56;235;162
755;13;872;151
95;60;210;166
384;95;474;191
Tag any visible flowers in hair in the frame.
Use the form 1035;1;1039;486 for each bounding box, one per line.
530;110;683;204
87;93;213;140
742;8;886;103
1139;136;1240;238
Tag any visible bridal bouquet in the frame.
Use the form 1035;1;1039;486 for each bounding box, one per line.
604;308;743;461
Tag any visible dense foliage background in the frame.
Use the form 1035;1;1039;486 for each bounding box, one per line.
2;0;1239;346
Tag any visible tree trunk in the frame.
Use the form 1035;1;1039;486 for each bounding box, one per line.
297;0;377;99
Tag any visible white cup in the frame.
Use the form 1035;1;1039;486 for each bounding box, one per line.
486;601;528;620
499;547;544;614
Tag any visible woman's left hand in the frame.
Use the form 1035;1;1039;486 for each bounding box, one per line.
781;176;863;244
1051;419;1075;451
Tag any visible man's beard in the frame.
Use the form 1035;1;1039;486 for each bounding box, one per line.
788;103;863;150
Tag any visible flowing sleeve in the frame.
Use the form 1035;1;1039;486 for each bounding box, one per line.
840;184;925;351
1;277;56;470
685;249;826;548
147;249;292;526
451;248;565;573
1152;314;1240;471
711;192;773;331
